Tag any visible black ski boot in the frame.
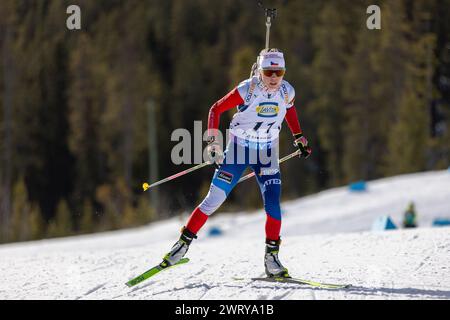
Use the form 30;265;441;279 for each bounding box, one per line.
162;227;197;267
264;238;290;278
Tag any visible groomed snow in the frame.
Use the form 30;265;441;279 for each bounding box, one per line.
1;170;449;300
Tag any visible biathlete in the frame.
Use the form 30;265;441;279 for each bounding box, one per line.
162;48;311;277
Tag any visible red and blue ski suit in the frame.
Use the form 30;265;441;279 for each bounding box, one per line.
185;76;303;241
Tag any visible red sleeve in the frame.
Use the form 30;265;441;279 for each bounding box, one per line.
284;106;303;136
208;87;244;137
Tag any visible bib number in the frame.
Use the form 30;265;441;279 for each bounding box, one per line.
253;122;276;133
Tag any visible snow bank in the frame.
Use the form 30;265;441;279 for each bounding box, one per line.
0;170;449;300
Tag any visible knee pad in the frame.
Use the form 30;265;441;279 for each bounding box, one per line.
198;184;227;215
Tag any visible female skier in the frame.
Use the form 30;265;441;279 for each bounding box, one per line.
162;49;311;277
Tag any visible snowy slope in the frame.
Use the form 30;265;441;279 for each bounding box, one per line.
0;170;449;300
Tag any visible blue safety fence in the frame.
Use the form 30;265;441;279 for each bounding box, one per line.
349;181;367;192
207;226;224;237
432;218;450;227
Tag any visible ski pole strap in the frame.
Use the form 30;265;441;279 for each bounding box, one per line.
237;149;301;184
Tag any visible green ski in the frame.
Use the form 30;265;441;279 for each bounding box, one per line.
233;276;350;289
250;276;351;289
125;258;190;287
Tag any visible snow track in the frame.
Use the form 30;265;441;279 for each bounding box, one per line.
0;170;449;300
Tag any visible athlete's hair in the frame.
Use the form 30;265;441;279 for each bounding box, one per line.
249;48;284;78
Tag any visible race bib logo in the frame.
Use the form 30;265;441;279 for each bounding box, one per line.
217;171;234;184
256;102;279;118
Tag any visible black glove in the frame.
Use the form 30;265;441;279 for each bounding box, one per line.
206;136;224;168
293;133;312;159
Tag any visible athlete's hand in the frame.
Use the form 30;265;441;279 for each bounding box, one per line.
206;138;224;167
293;133;312;159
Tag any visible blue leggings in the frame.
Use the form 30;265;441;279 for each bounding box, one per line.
198;141;282;220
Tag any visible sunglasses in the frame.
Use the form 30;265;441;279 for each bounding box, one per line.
262;69;286;77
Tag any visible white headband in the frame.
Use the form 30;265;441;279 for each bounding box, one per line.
258;51;285;69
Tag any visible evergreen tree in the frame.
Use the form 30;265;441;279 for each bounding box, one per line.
122;204;137;229
68;33;103;202
80;199;94;234
12;0;73;221
309;1;361;186
0;0;448;243
48;199;73;238
136;196;154;225
28;204;45;240
0;0;17;243
385;2;437;174
10;178;30;242
341;11;383;182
